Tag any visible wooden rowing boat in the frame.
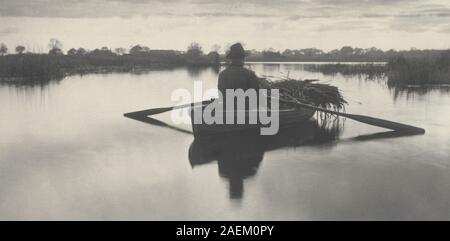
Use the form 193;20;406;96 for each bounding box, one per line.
190;106;316;139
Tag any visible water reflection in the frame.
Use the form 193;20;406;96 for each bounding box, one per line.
346;130;425;142
4;63;448;101
0;76;64;87
389;84;450;101
188;121;341;200
0;66;219;87
282;64;303;72
124;110;193;135
187;122;425;201
124;106;425;202
186;66;221;78
261;63;281;73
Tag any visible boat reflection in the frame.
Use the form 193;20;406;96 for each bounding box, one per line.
188;120;342;200
123;112;420;200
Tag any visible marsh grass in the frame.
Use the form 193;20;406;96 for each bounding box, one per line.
388;50;450;86
304;63;387;79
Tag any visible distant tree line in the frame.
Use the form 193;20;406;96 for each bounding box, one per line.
0;39;220;81
1;40;447;63
245;46;450;62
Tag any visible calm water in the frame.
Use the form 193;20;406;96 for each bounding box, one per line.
1;63;449;220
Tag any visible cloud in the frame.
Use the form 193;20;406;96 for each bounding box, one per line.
1;0;450;50
317;0;419;7
316;20;376;32
0;0;172;18
0;0;449;21
438;24;450;33
194;12;274;18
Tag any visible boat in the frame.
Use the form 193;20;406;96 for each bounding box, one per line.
190;105;316;139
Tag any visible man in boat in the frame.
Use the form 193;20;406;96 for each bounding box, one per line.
218;43;260;109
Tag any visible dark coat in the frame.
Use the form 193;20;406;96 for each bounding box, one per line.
218;65;259;95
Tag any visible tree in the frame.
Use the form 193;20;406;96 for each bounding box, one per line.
15;45;26;54
48;38;63;55
114;48;126;55
282;49;294;57
248;49;262;57
353;48;364;56
207;51;220;64
49;47;63;55
67;48;77;55
436;50;450;71
100;46;111;53
0;43;8;56
76;48;87;55
262;49;282;58
187;42;203;57
129;45;143;54
329;49;340;56
48;38;63;50
89;47;115;56
340;46;354;56
299;48;323;57
129;45;149;55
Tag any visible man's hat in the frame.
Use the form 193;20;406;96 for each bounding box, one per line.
226;43;247;59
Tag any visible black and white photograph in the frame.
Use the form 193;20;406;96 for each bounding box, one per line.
1;0;450;226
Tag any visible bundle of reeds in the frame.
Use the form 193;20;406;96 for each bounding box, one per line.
258;77;347;112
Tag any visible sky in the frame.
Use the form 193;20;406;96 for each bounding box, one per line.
1;0;450;53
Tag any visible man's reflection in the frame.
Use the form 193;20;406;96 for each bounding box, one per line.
218;151;263;199
189;120;342;200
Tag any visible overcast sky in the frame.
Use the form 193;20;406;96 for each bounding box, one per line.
1;0;450;52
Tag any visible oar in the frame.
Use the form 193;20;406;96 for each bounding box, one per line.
124;112;193;135
124;97;425;134
123;99;214;117
279;97;425;134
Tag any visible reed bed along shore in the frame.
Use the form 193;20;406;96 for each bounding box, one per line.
387;50;450;86
304;63;387;79
0;51;220;83
1;48;449;88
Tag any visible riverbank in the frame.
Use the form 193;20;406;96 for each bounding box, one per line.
2;52;449;87
0;51;220;83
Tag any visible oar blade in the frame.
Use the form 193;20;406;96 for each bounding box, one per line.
124;106;173;118
124;99;215;118
280;98;426;134
348;114;425;134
